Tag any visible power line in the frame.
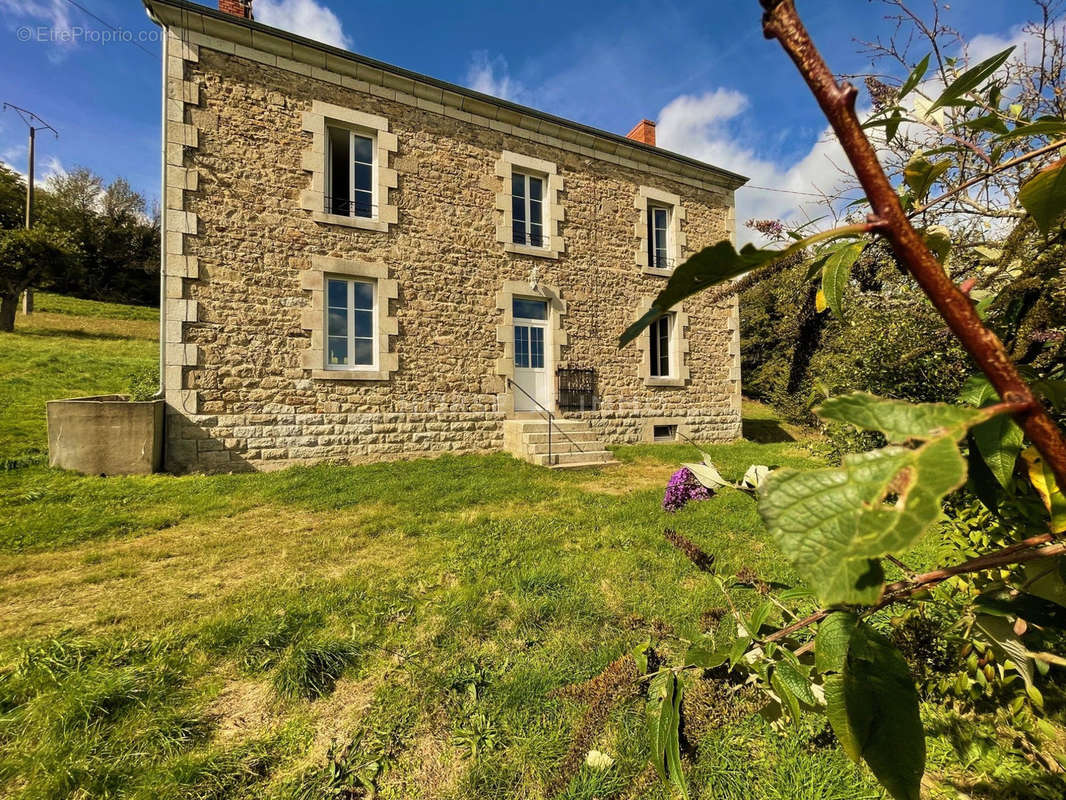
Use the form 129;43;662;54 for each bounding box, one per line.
743;184;863;200
61;0;157;59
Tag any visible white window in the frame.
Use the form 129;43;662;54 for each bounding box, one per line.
327;126;375;219
649;314;673;378
325;276;376;369
511;171;546;248
648;204;670;269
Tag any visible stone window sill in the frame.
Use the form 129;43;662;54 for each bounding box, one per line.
641;265;675;278
646;377;686;388
504;242;560;260
312;211;390;232
311;368;391;381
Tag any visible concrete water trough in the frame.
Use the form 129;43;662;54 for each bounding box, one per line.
46;395;164;475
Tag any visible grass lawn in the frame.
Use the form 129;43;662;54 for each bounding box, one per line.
0;293;157;465
0;296;1059;799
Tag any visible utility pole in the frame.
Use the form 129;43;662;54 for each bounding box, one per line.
2;103;58;314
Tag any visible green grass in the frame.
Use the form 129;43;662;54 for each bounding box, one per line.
0;296;1060;799
0;295;158;464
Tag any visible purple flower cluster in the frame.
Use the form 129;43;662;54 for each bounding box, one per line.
744;218;787;241
662;467;712;512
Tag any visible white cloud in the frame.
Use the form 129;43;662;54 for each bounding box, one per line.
255;0;351;49
656;90;861;244
0;0;76;59
465;51;525;102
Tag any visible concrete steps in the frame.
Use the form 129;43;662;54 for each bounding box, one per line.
503;418;618;469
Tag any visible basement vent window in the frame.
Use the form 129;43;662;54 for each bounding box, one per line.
653;424;677;442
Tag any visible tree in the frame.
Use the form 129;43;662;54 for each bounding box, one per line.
37;167;159;305
619;2;1066;798
0;163;25;230
0;227;77;331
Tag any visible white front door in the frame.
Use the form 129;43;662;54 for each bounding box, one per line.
512;298;550;412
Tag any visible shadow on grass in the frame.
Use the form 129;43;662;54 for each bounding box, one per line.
742;416;795;443
12;326;151;343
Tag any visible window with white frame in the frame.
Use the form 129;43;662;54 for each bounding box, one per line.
325;276;376;369
327;125;375;219
649;314;673;378
511;171;546;248
647;204;670;269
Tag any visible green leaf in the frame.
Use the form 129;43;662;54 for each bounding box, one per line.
771;669;802;722
904;153;951;201
995;119;1066;142
821;241;863;318
632;639;651;674
647;672;689;799
1019;156;1066;236
824;674;862;761
745;600;774;638
1021;557;1066;608
928;46;1015;112
898;54;930;100
1023;447;1066;533
618;226;869;347
842;625;926;800
972;413;1024;488
920;226;952;263
774;659;816;706
818;392;986;444
959;375;999;408
686;637;730;669
961;114;1010;136
975;614;1034;690
816;611;858;673
760;394;994;605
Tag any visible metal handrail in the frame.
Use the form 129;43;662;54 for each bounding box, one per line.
507;378;597;465
507;377;555;465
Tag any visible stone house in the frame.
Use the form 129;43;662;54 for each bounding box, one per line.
144;0;748;473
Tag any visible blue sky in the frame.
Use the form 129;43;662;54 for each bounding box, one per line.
0;0;1042;236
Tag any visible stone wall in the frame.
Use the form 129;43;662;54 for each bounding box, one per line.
163;32;741;472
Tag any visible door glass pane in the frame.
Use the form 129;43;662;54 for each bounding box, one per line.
530;327;544;369
353;281;374;310
328;336;348;365
529;176;543;202
511;172;525;198
512;298;547;320
514;325;529;368
354;338;374;366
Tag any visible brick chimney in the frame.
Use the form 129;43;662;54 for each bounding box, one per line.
626;119;656;147
218;0;253;19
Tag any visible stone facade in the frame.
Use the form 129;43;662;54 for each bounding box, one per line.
149;0;746;473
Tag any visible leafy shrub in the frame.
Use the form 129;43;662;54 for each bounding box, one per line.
126;365;158;402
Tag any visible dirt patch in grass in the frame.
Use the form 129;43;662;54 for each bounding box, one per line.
14;311;158;342
0;503;428;639
308;674;379;761
377;727;464;800
207;679;280;742
573;459;675;495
